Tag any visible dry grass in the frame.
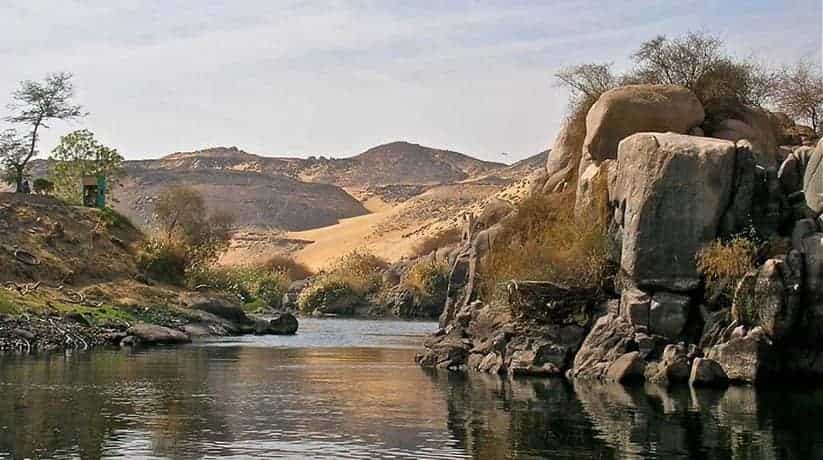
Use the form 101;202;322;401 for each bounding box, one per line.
696;237;758;282
477;187;609;299
259;254;313;281
696;236;758;309
412;227;462;257
402;259;450;298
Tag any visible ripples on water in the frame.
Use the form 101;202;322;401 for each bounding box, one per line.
1;318;823;459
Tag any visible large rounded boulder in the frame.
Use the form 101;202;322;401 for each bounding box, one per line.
583;84;705;162
544;115;586;193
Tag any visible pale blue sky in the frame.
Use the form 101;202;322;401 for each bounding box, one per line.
0;1;820;162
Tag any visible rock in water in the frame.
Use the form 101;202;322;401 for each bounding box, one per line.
126;323;191;345
583;84;705;162
613;133;737;291
708;328;773;383
188;297;250;323
606;351;646;383
267;313;299;335
689;358;728;387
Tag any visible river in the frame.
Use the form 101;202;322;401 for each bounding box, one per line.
1;318;822;459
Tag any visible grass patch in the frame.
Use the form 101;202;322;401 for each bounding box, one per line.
696;236;758;309
0;291;20;315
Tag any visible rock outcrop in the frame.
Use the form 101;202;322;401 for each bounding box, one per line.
419;82;823;388
612;133;737;292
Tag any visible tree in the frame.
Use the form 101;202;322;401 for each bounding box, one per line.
5;72;84;192
0;129;28;188
773;60;823;134
153;186;234;268
554;63;618;106
49;129;124;204
628;31;774;106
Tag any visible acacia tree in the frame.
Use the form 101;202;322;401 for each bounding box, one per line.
0;129;28;188
50;129;124;204
5;72;85;192
153;186;234;267
774;60;823;134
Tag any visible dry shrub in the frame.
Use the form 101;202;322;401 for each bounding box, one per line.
403;260;450;299
413;227;462;257
696;236;758;308
260;254;313;281
696;237;758;282
296;275;356;314
478;187;609;299
326;249;387;293
137;237;189;285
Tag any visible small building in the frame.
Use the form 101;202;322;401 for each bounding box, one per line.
82;175;106;208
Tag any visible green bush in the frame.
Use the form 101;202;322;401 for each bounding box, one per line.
186;266;290;309
97;207;135;231
137;238;189;285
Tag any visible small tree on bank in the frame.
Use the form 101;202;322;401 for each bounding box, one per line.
4;72;84;192
50;129;124;204
0;129;28;189
773;60;823;134
153;186;234;268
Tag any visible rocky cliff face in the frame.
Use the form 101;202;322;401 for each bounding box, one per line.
418;83;823;387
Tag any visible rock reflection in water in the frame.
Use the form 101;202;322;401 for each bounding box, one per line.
428;368;823;459
2;333;823;459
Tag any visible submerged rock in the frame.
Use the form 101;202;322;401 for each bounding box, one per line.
126;323;191;345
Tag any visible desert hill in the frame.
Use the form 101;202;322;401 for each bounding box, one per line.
116;165;368;231
25;143;547;269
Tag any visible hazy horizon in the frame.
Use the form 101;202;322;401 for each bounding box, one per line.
1;0;821;163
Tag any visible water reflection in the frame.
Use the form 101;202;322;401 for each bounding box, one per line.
1;319;823;459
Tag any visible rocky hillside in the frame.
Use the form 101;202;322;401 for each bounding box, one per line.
0;193;298;351
108;142;506;231
116;164;368;231
299;141;504;187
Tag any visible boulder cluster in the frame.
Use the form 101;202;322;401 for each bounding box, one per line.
417;84;823;386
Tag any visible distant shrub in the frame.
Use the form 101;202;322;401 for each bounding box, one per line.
696;236;758;308
296;274;357;314
32;178;54;195
137;238;188;285
413;228;462;257
478;188;610;300
97;207;135;231
403;260;450;298
187;266;290;309
259;254;313;281
327;249;388;294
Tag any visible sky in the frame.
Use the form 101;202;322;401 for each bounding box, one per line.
0;1;821;163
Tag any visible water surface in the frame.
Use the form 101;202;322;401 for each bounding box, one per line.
1;318;822;459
